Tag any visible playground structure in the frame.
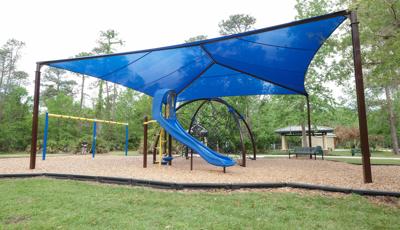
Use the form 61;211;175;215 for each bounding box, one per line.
41;112;129;159
176;98;256;164
29;11;373;183
142;98;256;170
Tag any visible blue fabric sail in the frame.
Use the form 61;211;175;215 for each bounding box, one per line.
45;11;347;101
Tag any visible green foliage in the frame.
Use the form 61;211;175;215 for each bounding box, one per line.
185;35;208;43
41;67;76;100
93;29;124;55
0;87;31;151
218;14;256;35
0;39;31;152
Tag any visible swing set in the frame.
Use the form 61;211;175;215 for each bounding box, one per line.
42;112;129;160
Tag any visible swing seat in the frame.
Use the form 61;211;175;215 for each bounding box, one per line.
162;156;174;162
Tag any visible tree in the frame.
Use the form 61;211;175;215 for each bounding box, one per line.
0;39;28;123
74;52;93;110
0;39;31;152
218;14;256;35
295;0;400;154
294;0;352;146
0;39;26;95
356;0;400;154
185;35;208;43
92;29;124;120
0;87;31;152
41;67;77;101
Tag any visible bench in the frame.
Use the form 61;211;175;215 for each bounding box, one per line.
351;148;373;156
289;146;324;160
351;148;361;156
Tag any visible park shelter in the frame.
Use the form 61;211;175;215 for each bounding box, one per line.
29;11;373;182
275;126;336;151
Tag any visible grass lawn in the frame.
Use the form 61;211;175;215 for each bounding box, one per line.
329;150;400;158
0;152;32;158
327;158;400;165
104;150;139;156
261;149;399;157
0;151;139;158
0;179;399;229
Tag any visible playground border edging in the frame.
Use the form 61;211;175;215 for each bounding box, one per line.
1;173;399;197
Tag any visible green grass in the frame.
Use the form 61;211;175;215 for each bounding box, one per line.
330;150;400;158
0;151;139;158
103;150;139;156
0;152;29;158
260;149;400;159
327;158;400;165
0;178;399;229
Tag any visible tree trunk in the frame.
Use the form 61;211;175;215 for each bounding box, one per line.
112;84;117;120
4;51;17;95
105;81;111;119
79;75;85;110
0;60;5;91
95;80;104;134
384;86;399;154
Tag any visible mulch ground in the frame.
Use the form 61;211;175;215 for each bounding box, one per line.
1;154;399;192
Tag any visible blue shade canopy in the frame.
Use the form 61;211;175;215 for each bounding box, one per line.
43;11;348;101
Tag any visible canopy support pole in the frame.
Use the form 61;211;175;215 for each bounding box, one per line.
30;63;42;169
42;112;49;160
232;111;246;167
306;96;312;159
92;121;97;158
349;11;372;183
143;116;148;168
125;125;129;156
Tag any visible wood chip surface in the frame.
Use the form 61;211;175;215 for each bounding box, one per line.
1;155;399;192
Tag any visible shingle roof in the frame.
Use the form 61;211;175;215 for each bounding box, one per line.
275;125;334;134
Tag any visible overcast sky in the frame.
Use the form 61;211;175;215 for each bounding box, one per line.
3;0;348;103
1;0;298;89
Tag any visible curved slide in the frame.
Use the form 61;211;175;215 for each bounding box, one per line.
152;89;236;167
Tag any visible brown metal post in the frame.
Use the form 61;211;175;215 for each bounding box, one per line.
349;11;372;183
190;150;193;171
306;96;312;159
143;116;148;168
163;105;167;157
29;63;42;169
233;113;246;167
168;134;172;166
152;131;160;164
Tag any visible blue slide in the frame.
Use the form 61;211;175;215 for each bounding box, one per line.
152;89;236;167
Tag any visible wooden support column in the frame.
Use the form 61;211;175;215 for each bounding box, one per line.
29;63;42;169
349;11;372;183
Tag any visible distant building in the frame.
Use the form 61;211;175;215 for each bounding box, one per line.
275;126;336;151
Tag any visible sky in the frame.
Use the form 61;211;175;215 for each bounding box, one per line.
2;0;346;101
1;0;298;88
